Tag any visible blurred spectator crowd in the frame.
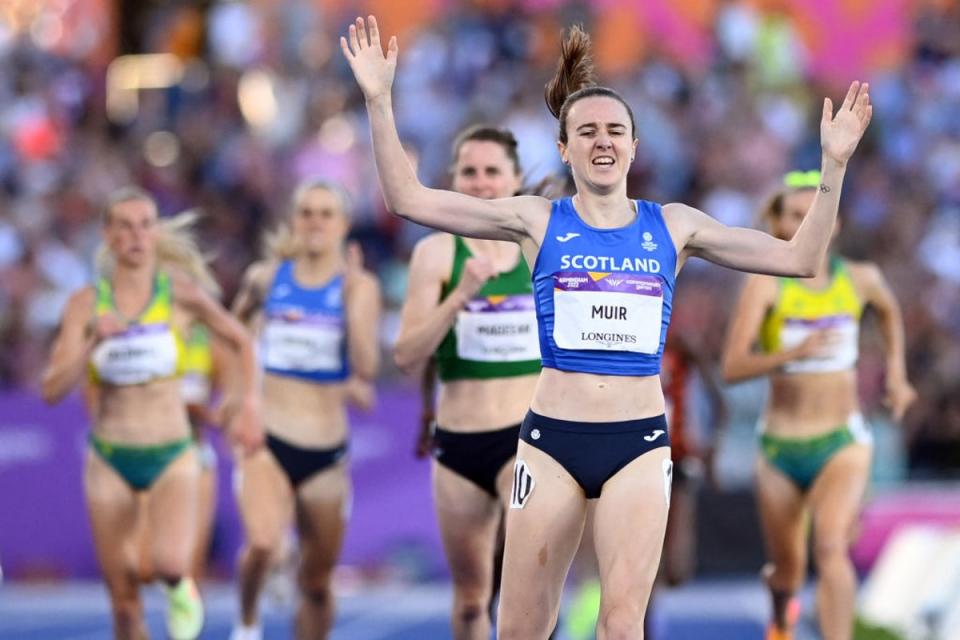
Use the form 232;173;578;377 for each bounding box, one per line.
0;0;958;477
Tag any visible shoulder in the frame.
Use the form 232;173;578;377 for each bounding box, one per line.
410;232;456;274
64;286;97;317
740;272;780;302
350;268;380;294
843;258;882;285
842;258;888;300
167;268;206;306
242;259;281;288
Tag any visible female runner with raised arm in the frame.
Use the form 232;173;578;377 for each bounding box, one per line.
722;170;915;640
341;17;871;639
42;187;262;640
229;179;381;640
395;125;541;640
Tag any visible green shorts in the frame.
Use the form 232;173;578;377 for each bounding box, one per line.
760;414;871;492
89;434;193;492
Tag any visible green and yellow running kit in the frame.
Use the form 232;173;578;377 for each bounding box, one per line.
759;258;871;490
88;271;192;491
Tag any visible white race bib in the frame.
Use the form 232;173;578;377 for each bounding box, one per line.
552;271;663;354
780;315;858;373
262;313;344;373
91;324;179;385
455;294;540;362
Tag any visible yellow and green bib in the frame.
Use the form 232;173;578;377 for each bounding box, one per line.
89;272;185;385
760;258;863;374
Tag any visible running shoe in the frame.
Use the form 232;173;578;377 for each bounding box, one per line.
229;623;263;640
565;578;601;640
765;596;801;640
166;578;204;640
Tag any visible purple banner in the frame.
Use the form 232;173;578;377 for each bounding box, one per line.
0;386;444;580
553;271;663;295
463;294;536;313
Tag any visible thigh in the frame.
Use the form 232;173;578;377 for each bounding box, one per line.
808;444;871;544
84;450;142;591
434;461;501;589
756;456;808;567
498;441;588;633
237;448;295;551
295;462;351;578
145;448;200;568
593;448;672;610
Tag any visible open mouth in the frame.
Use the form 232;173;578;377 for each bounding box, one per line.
592;156;615;167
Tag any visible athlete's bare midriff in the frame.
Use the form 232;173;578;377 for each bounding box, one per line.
261;373;348;448
530;367;666;422
437;373;538;431
95;377;191;444
764;369;859;437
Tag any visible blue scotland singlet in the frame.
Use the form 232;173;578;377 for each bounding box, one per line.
260;260;349;383
532;197;676;376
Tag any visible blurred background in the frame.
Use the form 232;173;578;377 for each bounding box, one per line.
0;0;958;638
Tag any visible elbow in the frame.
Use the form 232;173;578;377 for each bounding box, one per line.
41;379;64;405
392;344;421;376
354;358;379;383
720;358;745;385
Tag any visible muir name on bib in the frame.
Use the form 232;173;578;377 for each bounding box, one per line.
456;294;540;362
553;271;663;353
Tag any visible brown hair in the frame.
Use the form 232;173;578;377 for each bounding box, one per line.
544;25;636;145
450;125;522;175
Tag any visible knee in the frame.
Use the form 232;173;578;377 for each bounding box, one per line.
243;540;278;568
452;593;489;627
813;535;850;567
298;569;333;606
151;552;189;584
599;604;645;640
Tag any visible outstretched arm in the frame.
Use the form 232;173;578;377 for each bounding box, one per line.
671;82;872;277
341;16;547;242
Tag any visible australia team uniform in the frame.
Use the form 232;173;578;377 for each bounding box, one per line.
88;271;193;491
758;258;871;491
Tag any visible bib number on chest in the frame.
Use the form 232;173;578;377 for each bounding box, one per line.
780;315;858;373
455;295;539;362
262;314;344;373
552;271;663;354
92;324;179;385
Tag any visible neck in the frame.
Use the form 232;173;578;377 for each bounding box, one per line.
112;261;155;290
294;249;341;285
571;184;634;228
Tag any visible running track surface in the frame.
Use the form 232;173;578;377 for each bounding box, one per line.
0;579;820;639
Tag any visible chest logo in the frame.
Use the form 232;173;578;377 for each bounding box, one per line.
641;232;658;252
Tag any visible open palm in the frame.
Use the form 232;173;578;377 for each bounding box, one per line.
821;81;872;165
340;16;398;102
